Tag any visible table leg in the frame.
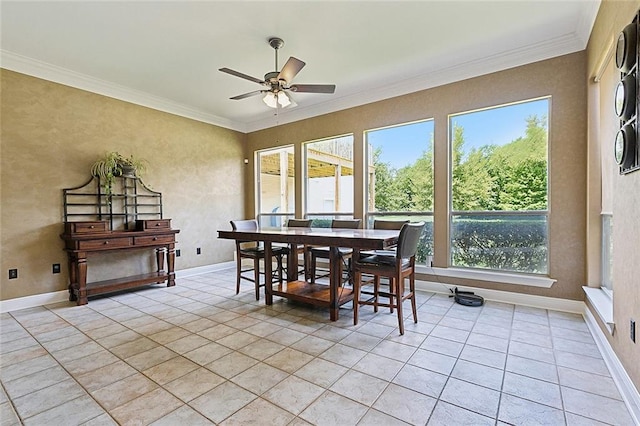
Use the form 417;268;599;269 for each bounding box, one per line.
329;246;341;321
287;243;299;282
156;247;165;272
167;245;176;287
68;253;78;302
264;241;273;305
76;253;88;306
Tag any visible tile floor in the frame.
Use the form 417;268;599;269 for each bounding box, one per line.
0;269;635;425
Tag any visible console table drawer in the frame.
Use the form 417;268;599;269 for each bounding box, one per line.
134;235;175;245
136;219;171;231
65;221;108;234
78;237;132;250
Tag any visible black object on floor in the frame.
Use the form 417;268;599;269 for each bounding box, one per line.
449;287;484;307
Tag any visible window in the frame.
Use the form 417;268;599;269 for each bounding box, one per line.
599;45;618;294
365;120;434;265
449;98;550;274
304;135;354;227
256;146;294;227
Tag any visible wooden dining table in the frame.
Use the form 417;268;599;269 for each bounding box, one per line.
217;226;399;321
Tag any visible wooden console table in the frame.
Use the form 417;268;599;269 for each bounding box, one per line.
61;219;179;305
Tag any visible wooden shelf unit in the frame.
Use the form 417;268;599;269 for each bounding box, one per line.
61;176;178;305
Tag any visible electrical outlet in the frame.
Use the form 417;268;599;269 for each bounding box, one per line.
196;247;201;255
52;263;61;274
8;269;18;279
176;249;181;257
631;319;636;343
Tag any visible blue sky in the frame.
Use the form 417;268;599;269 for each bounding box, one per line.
367;98;549;169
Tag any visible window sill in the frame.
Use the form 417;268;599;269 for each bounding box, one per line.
416;265;556;288
583;286;614;334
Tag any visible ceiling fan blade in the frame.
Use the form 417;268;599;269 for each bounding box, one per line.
219;68;265;85
289;84;336;94
230;90;265;100
277;57;305;84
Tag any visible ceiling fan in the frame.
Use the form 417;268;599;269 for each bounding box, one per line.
219;37;336;109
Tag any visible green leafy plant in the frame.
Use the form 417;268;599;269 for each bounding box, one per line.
90;152;148;197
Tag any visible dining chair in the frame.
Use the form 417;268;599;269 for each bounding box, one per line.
282;218;312;279
352;221;425;335
359;219;409;306
230;219;287;300
308;219;361;285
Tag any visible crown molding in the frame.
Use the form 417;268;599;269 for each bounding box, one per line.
0;50;247;133
2;12;595;137
244;31;588;133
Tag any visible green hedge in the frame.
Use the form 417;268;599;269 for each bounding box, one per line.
451;216;547;273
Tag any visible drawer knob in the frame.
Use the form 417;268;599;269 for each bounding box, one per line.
155;223;160;226
104;241;109;245
153;237;157;241
90;225;95;229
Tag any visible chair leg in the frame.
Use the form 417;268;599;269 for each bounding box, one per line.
353;269;361;326
254;257;260;301
388;277;394;313
235;252;242;295
395;275;404;335
310;253;317;284
277;254;284;284
410;272;418;323
373;276;380;313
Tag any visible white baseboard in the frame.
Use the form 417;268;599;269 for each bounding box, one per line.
0;262;237;313
175;261;235;278
584;307;640;425
0;290;70;314
415;279;585;313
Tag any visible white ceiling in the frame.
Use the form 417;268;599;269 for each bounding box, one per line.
1;1;600;133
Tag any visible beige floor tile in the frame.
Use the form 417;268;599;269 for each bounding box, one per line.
164;367;225;402
110;336;159;359
238;339;286;361
372;384;436;425
329;370;388;406
75;360;138;392
231;362;289;395
22;395;105;426
263;347;314;374
263;375;324;415
143;356;200;385
205;352;258;379
1;274;635;426
220;397;295;426
125;346;178;371
3;365;71;399
294;358;348;388
13;379;86;419
299;391;368;426
190;381;257;423
183;341;233;365
149;405;212;426
91;373;158;410
110;388;182;425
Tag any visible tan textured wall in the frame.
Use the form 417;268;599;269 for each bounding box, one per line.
586;0;640;391
247;52;588;301
1;70;245;301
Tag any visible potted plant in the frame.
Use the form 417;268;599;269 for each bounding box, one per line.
90;152;148;196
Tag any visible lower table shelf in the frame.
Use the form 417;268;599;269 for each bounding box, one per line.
70;272;170;301
271;280;353;308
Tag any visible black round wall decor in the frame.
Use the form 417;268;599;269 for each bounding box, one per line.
614;73;636;121
615;124;636;168
616;23;637;73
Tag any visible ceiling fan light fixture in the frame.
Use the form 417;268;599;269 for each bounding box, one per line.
277;92;291;107
262;92;278;108
263;91;291;108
